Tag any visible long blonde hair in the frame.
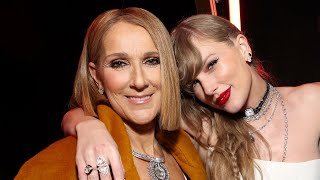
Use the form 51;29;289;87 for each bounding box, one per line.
71;7;181;130
171;14;272;179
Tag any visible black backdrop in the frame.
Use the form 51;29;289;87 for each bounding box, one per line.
1;0;319;179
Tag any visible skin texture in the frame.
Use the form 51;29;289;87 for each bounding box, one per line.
191;35;253;113
89;22;161;128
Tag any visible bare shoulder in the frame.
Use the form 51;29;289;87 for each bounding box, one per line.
277;82;320;128
277;82;320;104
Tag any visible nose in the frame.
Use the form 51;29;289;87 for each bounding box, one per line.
198;76;216;96
203;84;215;96
130;64;148;90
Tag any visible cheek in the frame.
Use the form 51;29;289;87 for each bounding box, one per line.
215;62;235;82
194;87;206;102
101;71;129;92
147;67;161;88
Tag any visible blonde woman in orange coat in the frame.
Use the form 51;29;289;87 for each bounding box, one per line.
15;7;207;180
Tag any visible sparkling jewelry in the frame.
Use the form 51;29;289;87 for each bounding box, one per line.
84;165;93;175
96;156;110;175
248;89;279;141
132;149;169;180
98;88;104;95
248;87;289;162
278;90;288;162
243;82;272;121
247;53;252;62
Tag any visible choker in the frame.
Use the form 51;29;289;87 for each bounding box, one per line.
242;82;273;121
132;149;169;180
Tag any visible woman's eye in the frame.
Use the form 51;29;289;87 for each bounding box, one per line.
207;59;218;70
145;57;160;66
109;60;128;69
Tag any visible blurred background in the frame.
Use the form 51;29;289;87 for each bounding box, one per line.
1;0;319;179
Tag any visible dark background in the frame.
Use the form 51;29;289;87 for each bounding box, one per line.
1;0;319;179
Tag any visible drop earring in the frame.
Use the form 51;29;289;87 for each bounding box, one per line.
98;88;104;95
247;53;252;63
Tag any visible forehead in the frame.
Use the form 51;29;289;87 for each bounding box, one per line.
103;22;157;54
191;36;233;57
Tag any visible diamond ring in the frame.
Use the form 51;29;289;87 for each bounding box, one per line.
96;156;110;175
84;165;93;175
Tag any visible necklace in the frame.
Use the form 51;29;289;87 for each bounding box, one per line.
132;149;169;180
243;82;272;121
278;90;288;162
248;86;289;162
248;88;278;141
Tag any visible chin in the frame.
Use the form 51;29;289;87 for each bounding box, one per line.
224;104;242;114
130;112;158;124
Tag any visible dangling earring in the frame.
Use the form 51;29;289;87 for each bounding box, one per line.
247;53;252;63
98;88;104;95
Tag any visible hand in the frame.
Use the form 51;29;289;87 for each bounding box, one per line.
76;119;125;180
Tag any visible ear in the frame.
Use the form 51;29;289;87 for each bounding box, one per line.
89;62;103;89
235;34;252;59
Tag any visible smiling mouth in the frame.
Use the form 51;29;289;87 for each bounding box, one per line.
127;95;152;104
215;87;231;105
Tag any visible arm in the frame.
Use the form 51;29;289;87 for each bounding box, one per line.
62;108;125;180
61;107;91;136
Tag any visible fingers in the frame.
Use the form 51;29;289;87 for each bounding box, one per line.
85;154;100;180
77;145;100;180
78;154;112;180
75;120;125;179
96;155;112;180
79;144;122;180
77;157;88;180
103;147;125;180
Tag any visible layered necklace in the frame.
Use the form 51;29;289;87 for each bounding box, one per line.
132;149;169;180
242;82;272;121
244;82;289;162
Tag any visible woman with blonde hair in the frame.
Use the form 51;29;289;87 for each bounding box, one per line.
15;7;207;180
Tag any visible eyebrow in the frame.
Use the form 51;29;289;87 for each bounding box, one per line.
203;53;216;64
105;52;126;59
106;51;158;57
103;51;159;62
144;51;159;57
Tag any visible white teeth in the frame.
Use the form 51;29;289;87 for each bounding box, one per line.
128;95;150;101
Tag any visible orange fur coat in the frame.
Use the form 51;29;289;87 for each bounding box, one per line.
15;105;207;179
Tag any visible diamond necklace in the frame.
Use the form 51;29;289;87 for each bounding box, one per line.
248;86;289;162
278;89;288;162
248;87;278;141
243;82;272;121
132;149;169;180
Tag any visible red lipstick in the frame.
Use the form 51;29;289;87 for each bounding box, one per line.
216;87;231;105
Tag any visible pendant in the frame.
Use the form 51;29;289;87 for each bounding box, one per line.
245;108;255;117
149;160;169;180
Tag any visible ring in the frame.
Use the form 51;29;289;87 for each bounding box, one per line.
96;156;110;175
84;165;93;175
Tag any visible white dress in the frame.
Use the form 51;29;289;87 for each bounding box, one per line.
253;159;320;180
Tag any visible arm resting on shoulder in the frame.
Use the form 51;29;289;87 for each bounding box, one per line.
61;107;94;136
61;107;125;180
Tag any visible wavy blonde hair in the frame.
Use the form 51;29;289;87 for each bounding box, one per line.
71;7;181;130
171;14;273;179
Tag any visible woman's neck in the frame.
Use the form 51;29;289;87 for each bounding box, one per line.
244;74;268;111
125;122;162;156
